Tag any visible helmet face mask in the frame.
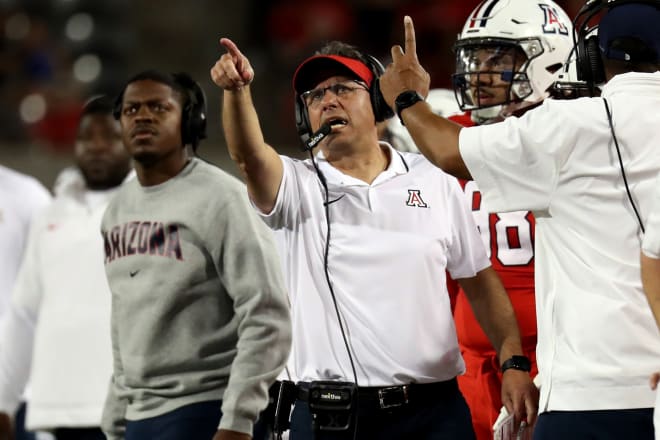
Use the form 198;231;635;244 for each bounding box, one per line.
452;0;573;119
453;38;535;112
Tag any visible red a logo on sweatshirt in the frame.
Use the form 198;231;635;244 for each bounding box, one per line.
406;189;428;208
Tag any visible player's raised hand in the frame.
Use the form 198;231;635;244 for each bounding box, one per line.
379;16;430;107
211;38;254;91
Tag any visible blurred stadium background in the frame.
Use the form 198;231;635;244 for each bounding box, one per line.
0;0;584;187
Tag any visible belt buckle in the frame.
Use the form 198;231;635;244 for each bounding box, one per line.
378;385;409;409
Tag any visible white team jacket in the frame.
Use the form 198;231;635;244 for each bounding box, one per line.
0;167;124;430
0;165;51;331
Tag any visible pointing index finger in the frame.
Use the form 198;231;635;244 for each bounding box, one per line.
403;16;417;60
220;38;241;58
220;37;246;73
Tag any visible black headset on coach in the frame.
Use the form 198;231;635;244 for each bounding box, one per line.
573;0;660;96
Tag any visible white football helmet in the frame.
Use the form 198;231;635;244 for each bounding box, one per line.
453;0;574;121
386;89;460;153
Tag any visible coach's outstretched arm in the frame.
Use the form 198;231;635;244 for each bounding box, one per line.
211;38;283;213
379;16;471;180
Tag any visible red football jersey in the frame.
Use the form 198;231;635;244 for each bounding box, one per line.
449;113;537;353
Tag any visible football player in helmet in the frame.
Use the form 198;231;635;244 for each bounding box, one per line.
448;1;573;439
452;0;573;124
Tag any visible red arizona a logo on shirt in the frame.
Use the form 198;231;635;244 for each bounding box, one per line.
406;189;428;208
102;221;183;263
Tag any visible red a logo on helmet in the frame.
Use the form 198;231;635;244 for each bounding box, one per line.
539;4;569;35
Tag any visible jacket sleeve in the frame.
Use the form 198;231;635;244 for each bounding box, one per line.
212;188;292;434
0;213;45;414
0;305;37;415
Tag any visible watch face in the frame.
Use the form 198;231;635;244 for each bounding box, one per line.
513;356;531;367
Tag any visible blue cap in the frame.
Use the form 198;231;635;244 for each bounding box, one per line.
598;3;660;62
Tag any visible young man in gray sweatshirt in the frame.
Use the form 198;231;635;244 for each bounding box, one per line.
101;70;291;440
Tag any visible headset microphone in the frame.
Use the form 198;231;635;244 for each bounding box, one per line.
304;123;332;151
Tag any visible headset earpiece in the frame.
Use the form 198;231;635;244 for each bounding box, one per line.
172;73;207;151
364;54;395;123
295;94;311;147
585;35;606;84
184;79;208;150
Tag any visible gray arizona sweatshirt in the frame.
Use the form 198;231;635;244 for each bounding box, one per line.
100;158;291;437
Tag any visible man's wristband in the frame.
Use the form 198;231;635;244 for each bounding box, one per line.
394;90;424;126
501;355;532;373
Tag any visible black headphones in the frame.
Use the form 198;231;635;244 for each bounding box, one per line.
574;0;660;94
294;53;394;149
173;73;207;151
113;71;207;151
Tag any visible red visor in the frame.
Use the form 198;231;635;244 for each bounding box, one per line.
293;54;374;94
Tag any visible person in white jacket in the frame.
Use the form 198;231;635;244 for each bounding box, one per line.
0;163;51;440
0;95;132;440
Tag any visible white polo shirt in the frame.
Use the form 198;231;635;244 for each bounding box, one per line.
257;143;489;386
460;71;660;412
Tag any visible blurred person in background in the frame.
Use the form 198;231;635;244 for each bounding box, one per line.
0;148;51;440
0;95;131;440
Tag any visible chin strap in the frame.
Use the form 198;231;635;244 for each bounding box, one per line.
471;105;504;125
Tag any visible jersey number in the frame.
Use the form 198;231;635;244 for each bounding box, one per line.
464;181;534;266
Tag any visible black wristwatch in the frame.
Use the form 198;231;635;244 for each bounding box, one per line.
394;90;424;125
501;355;532;373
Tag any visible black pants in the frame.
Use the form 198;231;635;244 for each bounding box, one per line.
289;380;476;440
14;403;35;440
125;400;222;440
53;428;105;440
534;408;654;440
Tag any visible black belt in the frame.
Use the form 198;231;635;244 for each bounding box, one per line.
296;378;458;410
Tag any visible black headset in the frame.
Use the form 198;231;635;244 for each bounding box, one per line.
113;71;207;151
294;53;394;149
173;73;207;151
574;0;660;94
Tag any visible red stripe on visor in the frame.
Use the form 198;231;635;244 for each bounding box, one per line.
293;55;374;94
